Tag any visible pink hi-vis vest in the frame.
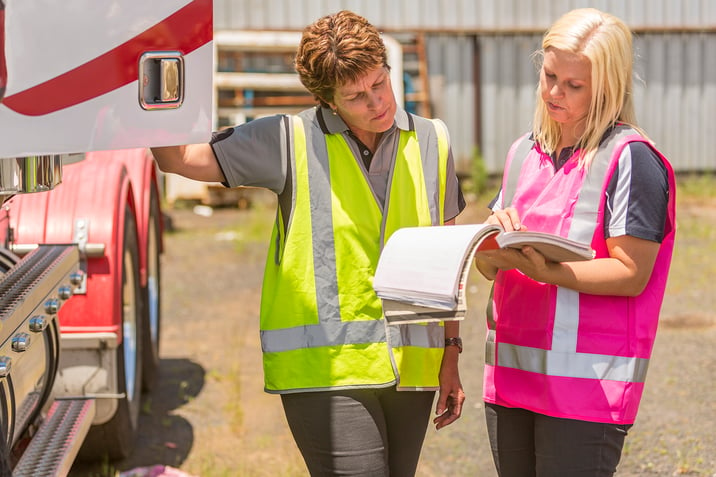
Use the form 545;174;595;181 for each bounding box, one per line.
483;126;676;424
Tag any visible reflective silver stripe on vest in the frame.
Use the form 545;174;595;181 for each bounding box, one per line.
261;113;444;353
304;115;342;325
502;134;535;207
413;116;443;225
487;330;650;382
261;320;383;353
261;321;444;353
568;126;636;245
386;320;445;349
488;125;649;383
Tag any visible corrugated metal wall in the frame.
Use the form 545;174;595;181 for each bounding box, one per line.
475;32;716;173
215;0;716;31
635;33;716;171
476;34;540;174
214;0;716;173
476;33;716;172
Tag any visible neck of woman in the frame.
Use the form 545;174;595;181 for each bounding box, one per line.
350;129;382;153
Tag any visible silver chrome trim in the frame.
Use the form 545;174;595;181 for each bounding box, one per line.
0;155;62;194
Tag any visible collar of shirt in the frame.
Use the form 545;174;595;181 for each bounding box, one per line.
318;106;412;171
318;105;413;135
553;146;575;170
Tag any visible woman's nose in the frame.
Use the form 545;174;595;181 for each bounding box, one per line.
366;90;382;109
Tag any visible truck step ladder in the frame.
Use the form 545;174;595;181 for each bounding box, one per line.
13;398;95;477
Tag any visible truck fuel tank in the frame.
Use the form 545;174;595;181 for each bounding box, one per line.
0;245;80;449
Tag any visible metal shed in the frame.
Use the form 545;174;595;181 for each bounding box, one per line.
213;0;716;174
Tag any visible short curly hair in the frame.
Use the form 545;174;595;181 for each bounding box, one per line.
295;10;388;107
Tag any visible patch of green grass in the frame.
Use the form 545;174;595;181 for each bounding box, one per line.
676;172;716;200
229;202;275;254
224;362;244;435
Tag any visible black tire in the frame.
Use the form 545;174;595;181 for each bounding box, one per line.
141;186;161;392
79;205;143;461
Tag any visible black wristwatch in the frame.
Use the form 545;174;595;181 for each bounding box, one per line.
444;337;463;353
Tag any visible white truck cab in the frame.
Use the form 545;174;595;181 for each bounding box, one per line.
0;1;213;474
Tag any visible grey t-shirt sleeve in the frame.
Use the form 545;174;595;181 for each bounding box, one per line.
209;115;288;194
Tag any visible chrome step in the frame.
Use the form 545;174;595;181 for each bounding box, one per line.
13;398;95;477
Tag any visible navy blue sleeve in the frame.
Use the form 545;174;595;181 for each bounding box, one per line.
604;141;669;243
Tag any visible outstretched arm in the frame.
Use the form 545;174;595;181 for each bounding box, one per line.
151;143;225;183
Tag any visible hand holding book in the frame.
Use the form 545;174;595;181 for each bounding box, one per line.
482;228;595;262
373;224;594;324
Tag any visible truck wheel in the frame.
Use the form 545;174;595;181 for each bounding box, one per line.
79;205;143;461
141;186;161;391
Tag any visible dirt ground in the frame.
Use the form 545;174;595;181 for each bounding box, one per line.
72;188;716;477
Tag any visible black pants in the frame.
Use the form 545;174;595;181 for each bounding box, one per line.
281;387;435;477
485;402;631;477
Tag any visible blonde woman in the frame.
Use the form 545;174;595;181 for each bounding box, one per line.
475;8;676;476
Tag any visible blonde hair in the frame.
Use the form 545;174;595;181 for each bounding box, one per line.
533;8;645;166
295;10;388;107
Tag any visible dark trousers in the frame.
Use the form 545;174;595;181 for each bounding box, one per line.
281;387;435;477
485;402;631;477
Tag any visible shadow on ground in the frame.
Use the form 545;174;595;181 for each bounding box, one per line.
69;358;205;476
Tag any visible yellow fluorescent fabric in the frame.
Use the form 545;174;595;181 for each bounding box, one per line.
260;113;450;392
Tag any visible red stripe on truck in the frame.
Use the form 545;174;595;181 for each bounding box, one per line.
2;0;212;116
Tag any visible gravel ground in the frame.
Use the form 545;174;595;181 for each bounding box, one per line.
71;188;716;477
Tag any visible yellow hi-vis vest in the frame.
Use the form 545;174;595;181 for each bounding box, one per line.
260;110;450;393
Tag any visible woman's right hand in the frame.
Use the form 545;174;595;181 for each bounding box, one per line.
474;207;525;279
485;207;524;232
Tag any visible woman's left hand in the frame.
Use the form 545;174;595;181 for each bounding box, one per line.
433;348;465;430
477;244;555;280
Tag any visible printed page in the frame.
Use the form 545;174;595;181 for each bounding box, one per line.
373;224;500;310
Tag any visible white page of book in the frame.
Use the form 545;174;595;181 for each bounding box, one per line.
373;224;494;308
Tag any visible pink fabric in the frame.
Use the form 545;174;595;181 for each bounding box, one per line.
485;132;676;424
511;148;586;237
484;364;645;424
119;466;199;477
494;271;555;349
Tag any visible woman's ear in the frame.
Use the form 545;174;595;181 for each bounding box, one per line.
321;97;335;111
322;99;338;115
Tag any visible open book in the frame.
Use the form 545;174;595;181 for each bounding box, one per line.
373;224;594;324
